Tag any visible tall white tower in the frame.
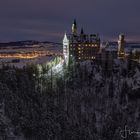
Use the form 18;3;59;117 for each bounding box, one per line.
63;33;69;66
118;34;125;57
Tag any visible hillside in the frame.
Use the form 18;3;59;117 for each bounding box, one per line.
0;59;140;139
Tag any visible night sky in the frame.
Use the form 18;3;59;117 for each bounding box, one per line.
0;0;140;42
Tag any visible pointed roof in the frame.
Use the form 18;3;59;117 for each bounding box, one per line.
63;33;68;42
81;27;84;34
73;19;77;26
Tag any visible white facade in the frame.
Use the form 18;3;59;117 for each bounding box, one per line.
63;33;69;66
118;34;125;56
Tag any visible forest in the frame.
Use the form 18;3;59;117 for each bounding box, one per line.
0;58;140;140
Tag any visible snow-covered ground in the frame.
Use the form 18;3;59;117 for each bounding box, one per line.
46;59;64;77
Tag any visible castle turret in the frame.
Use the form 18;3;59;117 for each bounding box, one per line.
80;28;84;35
72;19;77;35
63;33;69;65
118;34;125;57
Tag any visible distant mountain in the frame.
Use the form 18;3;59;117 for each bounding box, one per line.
0;40;62;47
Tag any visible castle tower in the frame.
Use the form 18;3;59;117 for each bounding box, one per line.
80;27;84;41
80;27;84;35
72;19;77;35
118;34;125;57
63;33;69;66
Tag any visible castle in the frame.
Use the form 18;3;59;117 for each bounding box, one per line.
63;20;140;67
63;19;100;65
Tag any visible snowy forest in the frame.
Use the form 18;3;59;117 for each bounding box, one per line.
0;58;140;140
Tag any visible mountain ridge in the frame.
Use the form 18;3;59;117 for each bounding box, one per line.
0;40;62;47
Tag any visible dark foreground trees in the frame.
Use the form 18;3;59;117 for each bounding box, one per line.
0;61;140;140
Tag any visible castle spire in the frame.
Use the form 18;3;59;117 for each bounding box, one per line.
73;19;77;26
72;19;77;35
63;32;68;42
81;27;84;35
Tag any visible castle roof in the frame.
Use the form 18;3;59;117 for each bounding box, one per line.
63;33;69;42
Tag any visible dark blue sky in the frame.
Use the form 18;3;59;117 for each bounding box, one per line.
0;0;140;42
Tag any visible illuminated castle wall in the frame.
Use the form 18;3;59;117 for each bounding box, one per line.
63;33;69;66
118;34;125;57
63;20;100;65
